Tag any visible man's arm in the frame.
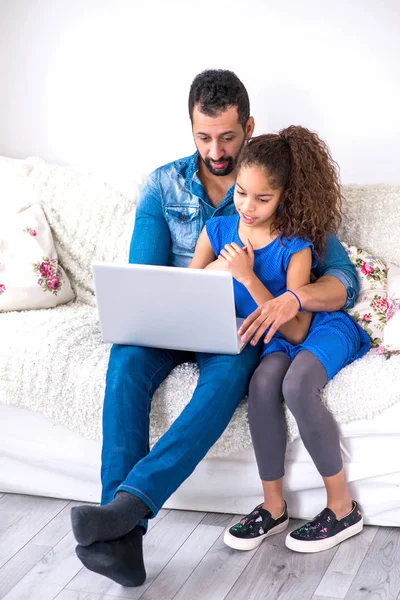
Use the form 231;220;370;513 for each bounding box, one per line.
295;275;348;312
239;235;360;345
311;234;359;310
129;172;171;266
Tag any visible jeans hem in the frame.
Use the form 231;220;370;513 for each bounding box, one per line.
116;484;159;516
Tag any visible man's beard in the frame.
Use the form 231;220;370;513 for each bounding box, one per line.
200;137;247;177
202;155;235;177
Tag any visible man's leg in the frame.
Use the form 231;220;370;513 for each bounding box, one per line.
100;344;183;507
72;343;184;586
74;342;261;586
115;340;262;517
74;341;261;543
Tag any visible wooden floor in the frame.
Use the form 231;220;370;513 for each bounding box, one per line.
1;493;400;600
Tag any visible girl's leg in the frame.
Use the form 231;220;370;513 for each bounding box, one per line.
261;478;284;520
224;352;291;550
322;470;353;519
282;350;363;554
282;350;352;517
248;352;291;518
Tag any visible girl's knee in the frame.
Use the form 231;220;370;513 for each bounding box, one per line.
282;368;309;414
248;368;282;411
248;367;268;400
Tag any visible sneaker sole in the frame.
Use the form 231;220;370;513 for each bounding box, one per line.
285;518;364;553
223;518;290;551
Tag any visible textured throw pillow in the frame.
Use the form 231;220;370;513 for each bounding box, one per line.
341;242;388;347
377;263;400;357
0;203;74;311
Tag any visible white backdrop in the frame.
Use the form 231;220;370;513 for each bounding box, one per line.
0;0;399;194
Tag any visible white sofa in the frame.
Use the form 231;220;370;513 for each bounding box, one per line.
1;156;400;526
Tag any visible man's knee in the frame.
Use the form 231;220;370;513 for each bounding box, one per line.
109;344;149;366
106;345;154;393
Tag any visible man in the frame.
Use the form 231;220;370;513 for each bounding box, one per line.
71;70;358;587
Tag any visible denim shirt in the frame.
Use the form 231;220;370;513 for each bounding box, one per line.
129;151;359;309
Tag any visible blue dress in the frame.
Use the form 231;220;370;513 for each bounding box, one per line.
206;215;370;381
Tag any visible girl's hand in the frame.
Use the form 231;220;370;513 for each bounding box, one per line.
219;239;255;285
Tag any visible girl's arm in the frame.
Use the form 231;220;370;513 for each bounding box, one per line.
188;227;217;269
244;247;313;345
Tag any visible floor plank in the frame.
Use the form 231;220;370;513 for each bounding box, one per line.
1;493;400;600
1;531;83;600
225;519;339;600
313;525;378;599
146;508;170;531
66;509;206;598
312;597;342;600
201;512;235;527
56;591;128;600
140;522;223;600
344;527;400;600
173;515;258;600
0;494;69;569
0;542;52;598
32;501;85;547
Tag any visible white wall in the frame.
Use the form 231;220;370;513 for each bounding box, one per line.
0;0;399;193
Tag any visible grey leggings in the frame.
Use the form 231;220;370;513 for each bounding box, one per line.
247;350;342;481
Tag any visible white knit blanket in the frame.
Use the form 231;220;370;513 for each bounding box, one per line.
1;301;399;457
1;157;400;457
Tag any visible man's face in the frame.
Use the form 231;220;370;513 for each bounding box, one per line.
192;105;254;177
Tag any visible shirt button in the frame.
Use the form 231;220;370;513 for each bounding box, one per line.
181;215;186;221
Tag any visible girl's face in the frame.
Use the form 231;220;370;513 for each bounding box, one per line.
234;165;282;228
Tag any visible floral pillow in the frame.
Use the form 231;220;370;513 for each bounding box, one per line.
341;242;388;347
377;263;400;357
0;203;74;312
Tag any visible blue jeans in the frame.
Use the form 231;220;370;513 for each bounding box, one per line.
101;342;261;528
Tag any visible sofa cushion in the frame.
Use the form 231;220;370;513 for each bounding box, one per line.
378;263;400;357
1;301;399;455
341;242;387;347
0;204;74;312
1;158;141;304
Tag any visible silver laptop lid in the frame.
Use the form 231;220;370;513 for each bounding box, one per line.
93;263;242;354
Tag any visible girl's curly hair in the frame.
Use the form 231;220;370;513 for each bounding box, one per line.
236;126;343;257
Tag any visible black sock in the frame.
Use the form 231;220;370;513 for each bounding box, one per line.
75;526;146;587
71;492;149;546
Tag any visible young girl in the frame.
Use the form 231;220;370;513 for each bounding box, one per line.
189;126;370;554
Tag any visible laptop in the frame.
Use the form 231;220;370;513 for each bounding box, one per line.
92;263;247;355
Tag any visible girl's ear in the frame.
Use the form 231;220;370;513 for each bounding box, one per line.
245;117;255;139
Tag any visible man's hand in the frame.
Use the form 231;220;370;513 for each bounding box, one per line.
239;291;300;345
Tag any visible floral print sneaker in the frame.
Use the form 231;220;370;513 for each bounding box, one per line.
224;502;289;551
285;501;363;553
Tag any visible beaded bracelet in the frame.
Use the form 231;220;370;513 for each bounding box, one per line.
287;289;305;313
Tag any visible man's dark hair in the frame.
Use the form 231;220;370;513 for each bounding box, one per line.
188;69;250;129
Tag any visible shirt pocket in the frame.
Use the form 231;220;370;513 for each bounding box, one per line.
165;205;201;253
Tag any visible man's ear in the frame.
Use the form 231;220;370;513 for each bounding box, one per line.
245;116;255;139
